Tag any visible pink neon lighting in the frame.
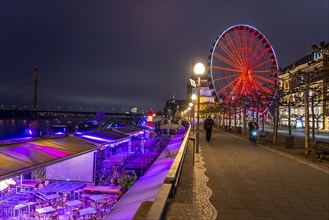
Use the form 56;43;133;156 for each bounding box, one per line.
32;144;69;157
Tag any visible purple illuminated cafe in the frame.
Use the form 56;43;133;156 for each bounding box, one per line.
0;121;191;219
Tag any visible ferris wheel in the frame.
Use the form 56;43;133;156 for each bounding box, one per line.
209;24;278;104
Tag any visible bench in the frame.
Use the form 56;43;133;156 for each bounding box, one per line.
83;185;123;195
305;141;329;162
259;131;270;143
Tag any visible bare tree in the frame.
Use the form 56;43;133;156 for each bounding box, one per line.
277;41;328;153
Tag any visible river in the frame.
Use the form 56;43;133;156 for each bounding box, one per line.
0;116;97;140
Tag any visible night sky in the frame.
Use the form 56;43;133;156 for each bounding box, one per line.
1;1;328;113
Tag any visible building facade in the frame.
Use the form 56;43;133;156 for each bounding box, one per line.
279;45;329;130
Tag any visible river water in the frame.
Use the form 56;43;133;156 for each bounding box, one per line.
0;116;97;140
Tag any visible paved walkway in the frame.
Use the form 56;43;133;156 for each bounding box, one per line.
166;128;329;220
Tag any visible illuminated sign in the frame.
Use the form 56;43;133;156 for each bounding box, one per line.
200;88;212;96
190;79;196;87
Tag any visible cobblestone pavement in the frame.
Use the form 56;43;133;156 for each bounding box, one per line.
165;138;217;220
166;128;328;220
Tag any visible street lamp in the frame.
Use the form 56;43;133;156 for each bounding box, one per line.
194;62;205;153
191;94;197;101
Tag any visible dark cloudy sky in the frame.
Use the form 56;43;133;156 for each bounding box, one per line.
1;0;328;113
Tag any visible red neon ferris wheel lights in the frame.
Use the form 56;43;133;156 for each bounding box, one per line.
209;24;278;107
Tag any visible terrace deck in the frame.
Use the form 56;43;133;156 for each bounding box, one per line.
104;133;186;220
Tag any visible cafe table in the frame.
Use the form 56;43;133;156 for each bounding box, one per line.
65;199;84;207
36;206;56;214
89;194;106;202
24;201;36;215
64;199;84;213
13;203;27;218
79;207;96;219
45;193;61;201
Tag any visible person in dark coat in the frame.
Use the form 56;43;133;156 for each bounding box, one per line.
204;115;215;142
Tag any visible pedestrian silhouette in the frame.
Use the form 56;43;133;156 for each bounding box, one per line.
204;115;215;142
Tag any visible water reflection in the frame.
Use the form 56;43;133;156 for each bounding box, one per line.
0;116;97;140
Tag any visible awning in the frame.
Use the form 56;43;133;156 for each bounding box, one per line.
114;126;144;136
0;136;99;181
75;129;130;145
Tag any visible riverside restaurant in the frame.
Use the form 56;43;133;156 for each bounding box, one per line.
0;122;190;219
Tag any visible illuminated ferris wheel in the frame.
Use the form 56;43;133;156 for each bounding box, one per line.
209;24;278;105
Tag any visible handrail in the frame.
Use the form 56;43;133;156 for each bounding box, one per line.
164;124;190;190
146;122;191;220
145;183;172;220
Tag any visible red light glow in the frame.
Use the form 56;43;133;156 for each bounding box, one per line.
209;24;278;106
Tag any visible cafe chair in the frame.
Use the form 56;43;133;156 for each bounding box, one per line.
33;210;44;220
55;199;64;214
50;210;59;220
70;207;79;218
38;183;44;190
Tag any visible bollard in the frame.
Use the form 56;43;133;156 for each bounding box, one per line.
285;135;294;148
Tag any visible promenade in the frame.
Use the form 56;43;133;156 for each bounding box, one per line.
165;128;329;220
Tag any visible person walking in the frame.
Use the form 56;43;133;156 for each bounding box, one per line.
204;115;215;142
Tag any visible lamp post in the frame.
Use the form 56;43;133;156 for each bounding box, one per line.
191;94;197;135
194;62;205;153
189;102;193;122
189;102;194;134
187;107;191;122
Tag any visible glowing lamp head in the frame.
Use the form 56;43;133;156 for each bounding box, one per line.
191;94;197;101
194;63;205;75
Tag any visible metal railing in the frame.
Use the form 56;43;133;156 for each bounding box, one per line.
146;123;191;220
